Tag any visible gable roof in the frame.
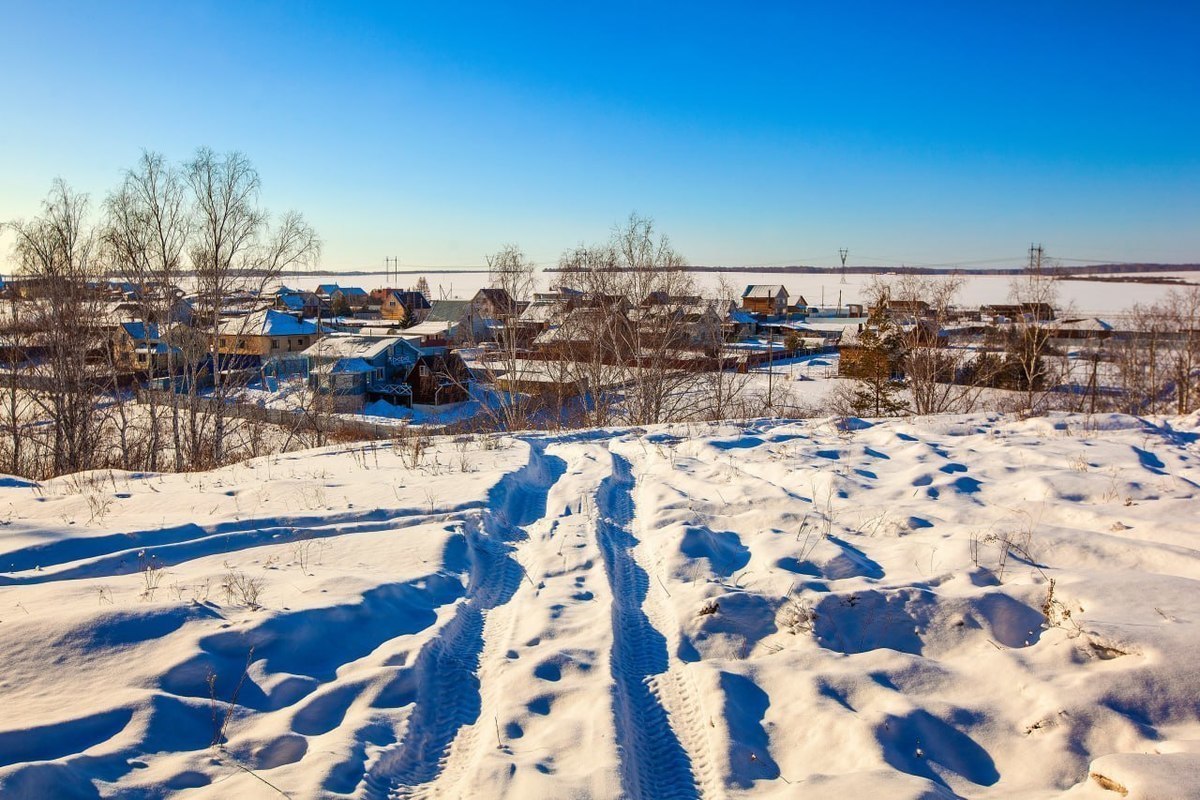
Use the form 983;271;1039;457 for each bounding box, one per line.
403;320;459;338
743;284;788;299
383;290;432;310
475;287;515;310
302;334;399;361
219;309;318;337
428;299;471;323
119;321;161;341
277;294;308;311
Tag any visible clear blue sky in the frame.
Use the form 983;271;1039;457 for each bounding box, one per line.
1;1;1197;270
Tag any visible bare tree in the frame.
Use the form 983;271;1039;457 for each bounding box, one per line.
556;213;705;426
1115;287;1200;415
693;277;756;421
186;148;319;465
474;244;540;429
6;180;108;476
102;151;192;470
1004;259;1066;415
0;295;35;475
882;274;990;415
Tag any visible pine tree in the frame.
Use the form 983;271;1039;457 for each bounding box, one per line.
847;300;909;417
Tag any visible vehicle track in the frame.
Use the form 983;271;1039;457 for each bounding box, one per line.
595;448;702;800
363;440;566;799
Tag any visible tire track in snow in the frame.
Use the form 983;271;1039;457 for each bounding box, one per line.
364;440;566;799
596;447;702;800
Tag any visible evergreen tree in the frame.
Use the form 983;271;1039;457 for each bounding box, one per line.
847;299;909;417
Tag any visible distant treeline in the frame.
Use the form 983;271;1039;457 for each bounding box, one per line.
548;263;1200;276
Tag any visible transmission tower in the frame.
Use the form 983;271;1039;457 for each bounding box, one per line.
839;248;849;284
384;256;399;287
1027;243;1043;275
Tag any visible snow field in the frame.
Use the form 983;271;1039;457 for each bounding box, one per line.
0;412;1198;798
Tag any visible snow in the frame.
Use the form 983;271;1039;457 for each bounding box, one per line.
219;309;319;337
302;335;399;361
0;412;1198;797
400;321;458;337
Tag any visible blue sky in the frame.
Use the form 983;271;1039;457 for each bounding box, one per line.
1;1;1197;270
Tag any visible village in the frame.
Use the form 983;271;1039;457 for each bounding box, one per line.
4;266;1192;438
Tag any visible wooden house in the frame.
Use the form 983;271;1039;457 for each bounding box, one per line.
377;289;432;324
741;285;789;315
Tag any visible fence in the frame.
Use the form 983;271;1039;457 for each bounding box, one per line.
137;389;423;441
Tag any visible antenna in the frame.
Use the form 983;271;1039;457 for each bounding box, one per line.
839;248;848;284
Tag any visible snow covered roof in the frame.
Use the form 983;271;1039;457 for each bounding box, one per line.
1054;317;1114;332
742;284;788;299
219;309;318;337
520;301;559;324
301;334;400;361
403;320;459;337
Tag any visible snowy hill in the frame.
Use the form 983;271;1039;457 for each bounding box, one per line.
1;413;1199;799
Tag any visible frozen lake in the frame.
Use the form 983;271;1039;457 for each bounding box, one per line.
274;268;1198;316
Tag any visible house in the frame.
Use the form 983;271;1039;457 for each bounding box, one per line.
426;288;519;344
303;332;469;411
111;321;177;373
330;286;370;314
533;307;634;360
514;287;583;348
980;303;1056;322
216;309;319;358
741;285;789;315
304;334;419;411
274;290;322;318
633;294;724;349
401;320;459;348
786;296;811;313
428;299;472;338
871;299;931;318
462;288;517;342
377;289;432;325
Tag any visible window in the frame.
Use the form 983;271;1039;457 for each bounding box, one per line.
271;340;279;349
237;339;246;348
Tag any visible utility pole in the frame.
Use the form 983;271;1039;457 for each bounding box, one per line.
839;248;849;284
767;323;775;411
